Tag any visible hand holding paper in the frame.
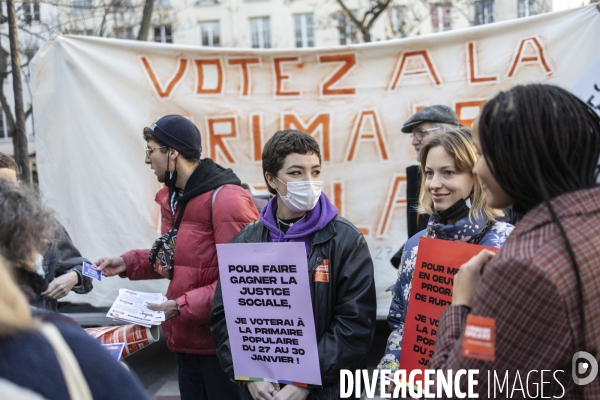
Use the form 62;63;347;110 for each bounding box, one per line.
452;250;496;307
147;299;180;320
95;256;127;277
273;385;310;400
247;382;276;399
107;289;166;327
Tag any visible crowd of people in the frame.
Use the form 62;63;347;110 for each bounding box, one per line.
0;83;599;400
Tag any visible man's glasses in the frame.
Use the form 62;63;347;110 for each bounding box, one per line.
410;126;441;141
144;146;167;158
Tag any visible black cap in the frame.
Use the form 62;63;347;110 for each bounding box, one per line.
401;105;460;133
149;115;202;159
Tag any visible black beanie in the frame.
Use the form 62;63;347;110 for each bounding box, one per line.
149;115;202;159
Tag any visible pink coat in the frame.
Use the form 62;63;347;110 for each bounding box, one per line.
122;184;259;354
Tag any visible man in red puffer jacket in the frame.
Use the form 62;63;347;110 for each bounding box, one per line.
96;115;259;400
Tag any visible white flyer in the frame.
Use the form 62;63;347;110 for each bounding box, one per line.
106;289;167;326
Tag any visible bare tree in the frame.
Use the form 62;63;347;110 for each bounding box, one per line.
0;0;167;181
333;0;479;43
335;0;393;42
137;0;154;40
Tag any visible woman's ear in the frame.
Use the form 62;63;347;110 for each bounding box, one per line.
265;172;277;190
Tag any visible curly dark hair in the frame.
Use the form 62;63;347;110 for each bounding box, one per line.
0;180;55;272
262;130;322;195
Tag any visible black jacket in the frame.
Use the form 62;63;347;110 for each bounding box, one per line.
210;217;377;399
35;219;93;311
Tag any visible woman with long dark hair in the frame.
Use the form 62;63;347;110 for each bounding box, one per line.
430;84;600;398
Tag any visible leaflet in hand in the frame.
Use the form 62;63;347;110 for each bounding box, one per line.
106;289;167;327
82;261;102;281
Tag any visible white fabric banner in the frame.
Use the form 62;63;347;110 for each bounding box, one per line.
30;5;600;317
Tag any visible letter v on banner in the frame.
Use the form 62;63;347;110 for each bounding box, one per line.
140;57;188;98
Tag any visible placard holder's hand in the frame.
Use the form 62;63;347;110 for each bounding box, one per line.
247;381;276;400
95;256;127;277
272;385;309;400
385;373;397;396
147;300;180;320
452;250;496;307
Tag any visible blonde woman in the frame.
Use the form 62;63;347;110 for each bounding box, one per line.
0;180;148;400
377;127;513;376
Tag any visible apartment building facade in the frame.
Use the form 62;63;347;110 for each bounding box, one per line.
170;0;554;49
0;0;577;157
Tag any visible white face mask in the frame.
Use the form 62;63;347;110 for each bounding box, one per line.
276;177;322;213
34;253;45;277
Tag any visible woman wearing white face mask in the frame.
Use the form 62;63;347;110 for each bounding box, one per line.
211;129;377;400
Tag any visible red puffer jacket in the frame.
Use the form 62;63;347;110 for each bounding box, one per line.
121;184;259;354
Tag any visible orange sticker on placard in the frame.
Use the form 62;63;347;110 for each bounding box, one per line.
313;260;329;283
462;314;496;362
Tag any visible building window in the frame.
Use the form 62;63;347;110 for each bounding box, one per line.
474;0;494;25
431;4;452;32
338;11;360;45
518;0;538;17
200;21;220;46
250;17;271;49
387;6;405;38
294;13;314;48
23;1;40;23
71;0;91;13
154;25;172;43
155;0;171;8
